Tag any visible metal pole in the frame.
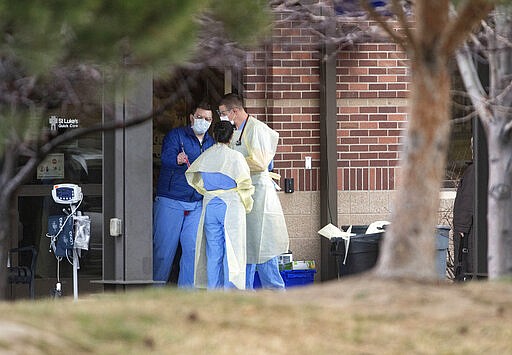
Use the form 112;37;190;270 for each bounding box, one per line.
73;248;79;300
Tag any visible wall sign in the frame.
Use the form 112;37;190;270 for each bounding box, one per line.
37;153;65;179
49;115;79;131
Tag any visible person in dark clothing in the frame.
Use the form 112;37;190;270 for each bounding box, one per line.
453;161;475;281
153;102;214;287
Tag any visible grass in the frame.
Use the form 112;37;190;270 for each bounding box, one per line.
1;276;511;354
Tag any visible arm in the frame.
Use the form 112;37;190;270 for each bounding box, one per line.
160;129;184;169
236;156;255;213
244;120;279;172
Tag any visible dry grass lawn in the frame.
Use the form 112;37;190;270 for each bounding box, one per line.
0;276;511;354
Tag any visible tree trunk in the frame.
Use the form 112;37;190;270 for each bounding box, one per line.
486;5;512;278
456;4;512;278
486;120;512;277
375;57;451;280
375;1;451;280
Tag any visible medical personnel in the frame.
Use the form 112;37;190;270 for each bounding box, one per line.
186;121;254;289
218;93;289;290
153;102;214;288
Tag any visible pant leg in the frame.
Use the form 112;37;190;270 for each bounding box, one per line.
153;197;183;283
204;199;227;289
245;264;256;290
177;203;203;288
257;256;285;289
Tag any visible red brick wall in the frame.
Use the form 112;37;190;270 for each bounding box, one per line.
337;43;409;191
244;14;409;192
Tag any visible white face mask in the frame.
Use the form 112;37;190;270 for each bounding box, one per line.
220;115;234;125
192;118;211;135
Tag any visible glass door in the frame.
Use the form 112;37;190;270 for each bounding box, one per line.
12;74;104;299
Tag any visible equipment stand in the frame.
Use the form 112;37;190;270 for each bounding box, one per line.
73;248;79;301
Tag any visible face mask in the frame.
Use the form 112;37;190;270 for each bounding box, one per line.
192;118;211;135
220;115;234;125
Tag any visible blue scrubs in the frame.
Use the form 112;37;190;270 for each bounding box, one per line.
246;257;285;290
202;172;237;289
153;125;213;288
153;197;202;287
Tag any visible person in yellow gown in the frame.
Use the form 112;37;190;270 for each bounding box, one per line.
218;93;290;290
186;121;254;289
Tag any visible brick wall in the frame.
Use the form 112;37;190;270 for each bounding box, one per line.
243;13;410;192
337;43;409;191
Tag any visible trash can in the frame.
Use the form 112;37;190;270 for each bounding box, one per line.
435;225;450;279
343;225;368;235
331;225;449;279
331;225;384;277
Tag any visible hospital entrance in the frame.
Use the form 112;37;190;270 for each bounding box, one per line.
10;67;235;299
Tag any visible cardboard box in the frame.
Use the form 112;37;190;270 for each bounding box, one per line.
278;252;293;265
280;260;316;271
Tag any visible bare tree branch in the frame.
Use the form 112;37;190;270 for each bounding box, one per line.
390;0;415;49
451;110;478;125
490;78;512;105
1;69;202;202
503;119;512;137
440;0;494;55
455;42;494;125
359;0;409;51
487;16;500;101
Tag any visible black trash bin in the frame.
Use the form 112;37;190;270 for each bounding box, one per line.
331;225;449;279
331;225;384;277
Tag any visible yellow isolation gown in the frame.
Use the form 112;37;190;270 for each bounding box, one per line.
230;116;290;264
186;143;254;289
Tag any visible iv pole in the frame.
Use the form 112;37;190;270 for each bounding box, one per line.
50;184;85;301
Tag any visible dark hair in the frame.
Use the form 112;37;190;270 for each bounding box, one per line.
219;93;244;110
213;121;235;143
195;100;211;112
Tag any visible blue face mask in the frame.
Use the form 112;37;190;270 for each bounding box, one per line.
192;118;211;135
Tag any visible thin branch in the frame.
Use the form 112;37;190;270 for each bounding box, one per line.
503;120;512;138
451;110;478;125
440;0;494;55
451;89;483;102
2;70;201;201
0;143;16;188
54;69;81;108
359;0;409;51
455;42;493;125
468;30;485;50
456;45;488;99
451;100;476;113
490;79;512;106
390;0;414;49
487;19;500;101
482;14;512;49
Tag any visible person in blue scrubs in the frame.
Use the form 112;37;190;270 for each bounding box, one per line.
186;121;254;290
202;174;237;289
153;102;214;288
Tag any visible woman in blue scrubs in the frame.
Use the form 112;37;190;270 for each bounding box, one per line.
186;121;254;289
